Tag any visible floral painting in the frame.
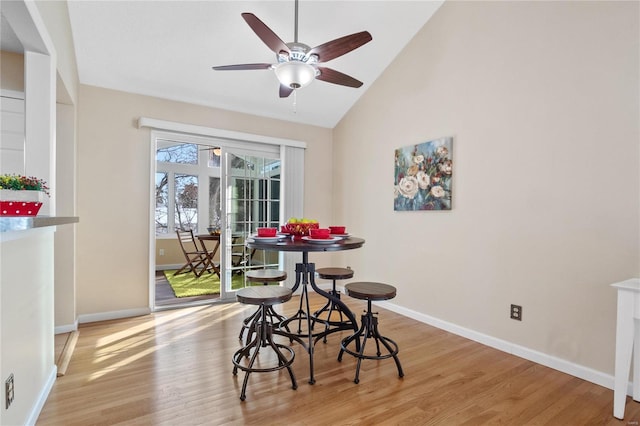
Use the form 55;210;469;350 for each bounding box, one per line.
394;137;453;211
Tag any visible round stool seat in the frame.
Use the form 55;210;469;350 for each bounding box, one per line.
316;267;354;280
344;282;396;301
236;286;292;306
246;269;287;283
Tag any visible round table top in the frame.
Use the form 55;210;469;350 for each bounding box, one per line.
246;236;365;253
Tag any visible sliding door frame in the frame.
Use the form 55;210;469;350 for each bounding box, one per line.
141;118;306;311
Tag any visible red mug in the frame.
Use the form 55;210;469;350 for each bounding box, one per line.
329;226;346;234
257;227;277;237
309;228;331;239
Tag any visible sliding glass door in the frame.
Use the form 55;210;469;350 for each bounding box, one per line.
152;130;284;308
154;138;224;308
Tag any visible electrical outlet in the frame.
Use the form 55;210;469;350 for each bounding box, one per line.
5;374;14;409
159;248;165;256
510;304;522;321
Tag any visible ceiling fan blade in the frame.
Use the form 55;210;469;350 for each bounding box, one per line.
279;84;294;98
212;63;272;71
308;31;372;63
242;13;290;56
316;67;363;88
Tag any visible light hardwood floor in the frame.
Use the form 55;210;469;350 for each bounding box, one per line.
38;293;639;425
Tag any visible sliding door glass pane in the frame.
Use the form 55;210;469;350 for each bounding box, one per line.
175;174;198;231
155;172;168;235
209;177;221;229
157;141;198;164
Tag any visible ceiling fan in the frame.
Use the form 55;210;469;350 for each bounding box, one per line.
212;0;373;98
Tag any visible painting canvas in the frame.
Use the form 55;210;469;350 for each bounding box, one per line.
394;137;453;211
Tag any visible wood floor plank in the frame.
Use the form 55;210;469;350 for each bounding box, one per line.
37;293;640;425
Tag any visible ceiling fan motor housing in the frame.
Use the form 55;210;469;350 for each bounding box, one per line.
273;42;320;89
283;42;313;62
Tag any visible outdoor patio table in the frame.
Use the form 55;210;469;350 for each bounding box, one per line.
197;233;252;273
245;235;365;384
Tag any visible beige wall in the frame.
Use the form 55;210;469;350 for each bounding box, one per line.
156;239;186;267
0;51;25;92
76;85;333;316
334;1;639;376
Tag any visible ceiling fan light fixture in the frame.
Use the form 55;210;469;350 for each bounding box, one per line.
274;61;316;89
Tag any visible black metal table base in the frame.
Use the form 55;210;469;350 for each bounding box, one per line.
311;289;354;343
232;306;297;401
338;299;404;384
278;260;359;384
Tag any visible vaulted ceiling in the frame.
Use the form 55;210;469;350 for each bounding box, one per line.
65;1;443;128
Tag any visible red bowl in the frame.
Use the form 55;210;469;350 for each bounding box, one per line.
329;226;346;234
257;227;277;237
310;228;331;239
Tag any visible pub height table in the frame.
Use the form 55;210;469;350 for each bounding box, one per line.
246;235;365;384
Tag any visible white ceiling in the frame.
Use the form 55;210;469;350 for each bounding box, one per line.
63;1;442;128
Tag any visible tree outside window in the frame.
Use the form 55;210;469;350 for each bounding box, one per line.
175;174;198;231
155;141;219;235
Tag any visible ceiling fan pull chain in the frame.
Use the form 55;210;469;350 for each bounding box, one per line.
292;90;298;114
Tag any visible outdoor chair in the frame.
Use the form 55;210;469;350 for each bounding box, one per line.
174;229;217;278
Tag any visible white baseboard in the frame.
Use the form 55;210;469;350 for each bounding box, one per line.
156;264;182;271
55;319;78;334
78;307;151;324
71;287;630;397
27;366;57;426
372;298;618;392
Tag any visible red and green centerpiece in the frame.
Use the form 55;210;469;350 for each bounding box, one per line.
282;217;319;240
0;174;49;217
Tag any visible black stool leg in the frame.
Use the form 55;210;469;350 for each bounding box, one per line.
353;313;372;384
338;299;404;384
243;305;291;347
313;279;349;343
239;318;263;401
233;302;297;401
238;306;262;340
312;279;337;318
377;325;404;379
337;315;367;363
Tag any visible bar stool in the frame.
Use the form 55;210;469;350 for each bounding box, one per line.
232;286;297;401
338;282;404;384
239;269;289;344
313;267;354;343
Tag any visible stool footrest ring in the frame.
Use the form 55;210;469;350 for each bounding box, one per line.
340;336;399;360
